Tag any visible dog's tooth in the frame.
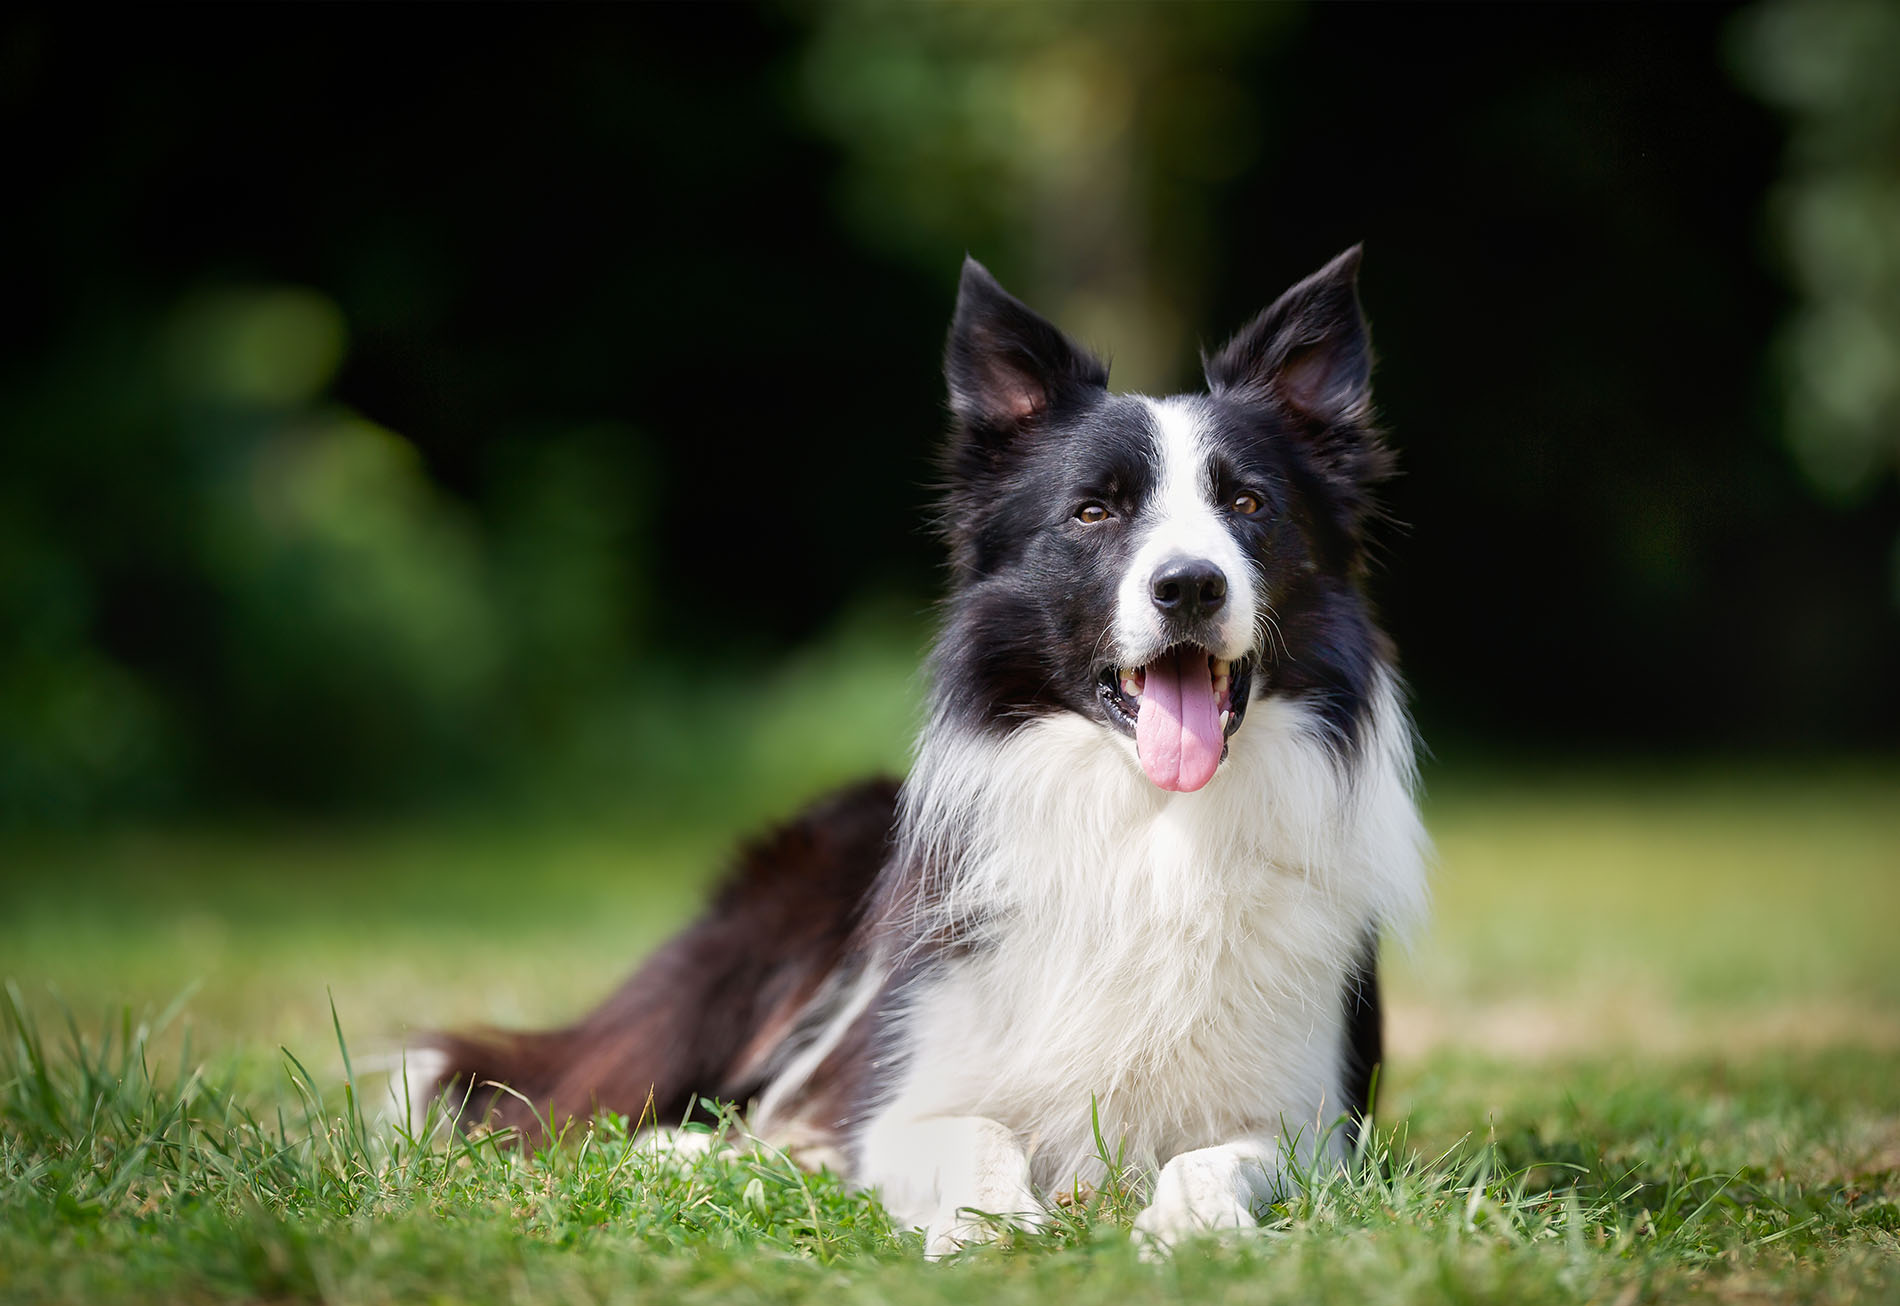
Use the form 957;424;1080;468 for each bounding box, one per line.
1219;709;1232;732
1120;674;1140;697
1212;658;1231;678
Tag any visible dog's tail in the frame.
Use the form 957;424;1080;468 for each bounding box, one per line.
419;778;899;1139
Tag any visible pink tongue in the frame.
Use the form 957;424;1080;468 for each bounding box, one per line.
1135;649;1224;792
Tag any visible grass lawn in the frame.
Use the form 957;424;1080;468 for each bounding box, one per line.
2;760;1896;1303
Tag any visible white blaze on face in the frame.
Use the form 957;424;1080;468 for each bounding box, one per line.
1114;396;1257;664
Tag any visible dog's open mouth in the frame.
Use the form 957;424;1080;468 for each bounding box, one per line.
1097;648;1253;793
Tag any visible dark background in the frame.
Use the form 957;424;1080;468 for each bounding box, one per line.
5;1;1896;823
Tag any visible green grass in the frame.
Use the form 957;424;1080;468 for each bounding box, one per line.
3;760;1897;1304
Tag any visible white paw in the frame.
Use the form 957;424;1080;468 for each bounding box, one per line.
1130;1145;1273;1258
370;1046;447;1138
923;1196;1047;1259
862;1114;1047;1260
631;1124;724;1167
1132;1191;1257;1258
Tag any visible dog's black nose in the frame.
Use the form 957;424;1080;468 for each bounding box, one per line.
1150;558;1227;620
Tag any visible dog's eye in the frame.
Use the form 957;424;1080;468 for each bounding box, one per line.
1074;503;1111;524
1231;492;1263;516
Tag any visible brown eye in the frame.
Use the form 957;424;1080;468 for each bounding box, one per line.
1232;492;1263;516
1075;503;1110;524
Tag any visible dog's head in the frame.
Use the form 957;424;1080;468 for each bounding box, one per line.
933;249;1394;793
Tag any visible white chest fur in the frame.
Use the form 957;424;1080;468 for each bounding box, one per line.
872;675;1427;1196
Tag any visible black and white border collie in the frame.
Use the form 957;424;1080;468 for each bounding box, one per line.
412;248;1428;1255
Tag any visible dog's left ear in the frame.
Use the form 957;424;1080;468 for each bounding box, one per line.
1204;245;1372;433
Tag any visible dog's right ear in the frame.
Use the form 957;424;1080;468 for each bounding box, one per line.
945;257;1108;448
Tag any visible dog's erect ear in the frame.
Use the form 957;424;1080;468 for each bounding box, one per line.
1204;246;1371;429
946;257;1108;440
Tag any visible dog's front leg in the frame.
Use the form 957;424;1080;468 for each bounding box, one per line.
860;1114;1045;1258
1131;1139;1281;1256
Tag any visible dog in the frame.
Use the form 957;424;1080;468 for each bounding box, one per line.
411;247;1428;1255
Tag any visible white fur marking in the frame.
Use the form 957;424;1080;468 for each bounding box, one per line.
863;669;1427;1227
751;956;884;1139
1114;397;1258;663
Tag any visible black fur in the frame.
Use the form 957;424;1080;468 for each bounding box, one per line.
1340;932;1383;1149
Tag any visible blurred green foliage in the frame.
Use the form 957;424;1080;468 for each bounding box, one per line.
799;0;1286;389
2;286;652;818
1733;0;1900;515
2;3;1896;826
